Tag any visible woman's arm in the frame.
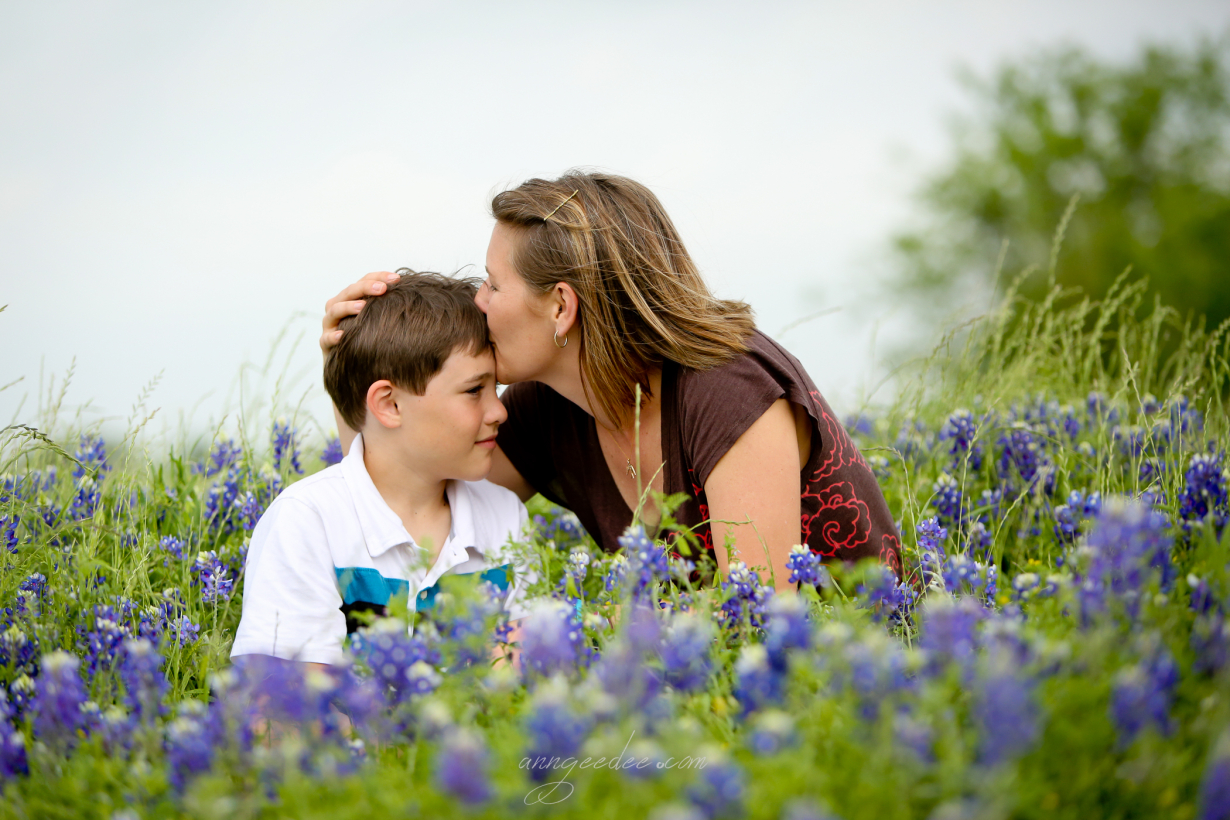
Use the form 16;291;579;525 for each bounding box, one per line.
703;398;802;595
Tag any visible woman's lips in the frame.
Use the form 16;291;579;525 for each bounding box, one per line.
476;437;497;450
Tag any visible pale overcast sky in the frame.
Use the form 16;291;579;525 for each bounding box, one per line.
2;1;1227;449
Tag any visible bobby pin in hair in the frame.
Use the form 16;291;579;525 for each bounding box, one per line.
542;189;579;222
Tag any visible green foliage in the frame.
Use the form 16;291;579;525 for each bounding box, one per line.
893;33;1230;333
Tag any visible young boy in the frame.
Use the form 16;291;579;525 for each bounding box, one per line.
231;271;530;666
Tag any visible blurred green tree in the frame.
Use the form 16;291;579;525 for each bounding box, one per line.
892;34;1230;332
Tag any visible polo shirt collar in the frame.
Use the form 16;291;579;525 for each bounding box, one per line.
341;434;484;563
341;434;416;558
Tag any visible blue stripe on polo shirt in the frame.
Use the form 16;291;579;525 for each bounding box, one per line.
335;563;512;612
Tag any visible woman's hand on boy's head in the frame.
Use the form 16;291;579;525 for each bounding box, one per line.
320;271;402;352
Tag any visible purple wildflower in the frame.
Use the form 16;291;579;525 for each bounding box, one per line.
118;638;167;726
72;434;109;479
1080;499;1175;622
351;620;441;705
661;612;714;692
1110;639;1179;747
919;596;985;674
939;409;984;471
974;652;1038;765
620;524;669;602
997;425;1054;497
193;551;235;603
1200;732;1230;820
719;562;773;630
165;707;214;791
521;600;584;677
1192;615;1229;676
930;474;967;531
734;644;784;716
272;417;303;474
747;710;797;756
435;728;492;805
523;684;591;783
195;438;242;478
857;565;915;624
688;759;745;820
1180;452;1228;534
785;545;827;587
1;515;16;554
764;595;812;671
321;436;343;467
32;651;90;752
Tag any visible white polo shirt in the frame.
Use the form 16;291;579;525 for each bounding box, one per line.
231;433;530;665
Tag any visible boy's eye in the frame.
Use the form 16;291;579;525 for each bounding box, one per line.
467;385;484;395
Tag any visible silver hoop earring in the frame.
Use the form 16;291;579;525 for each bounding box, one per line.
553;329;568;349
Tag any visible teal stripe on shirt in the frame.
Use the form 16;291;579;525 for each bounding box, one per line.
335;563;512;611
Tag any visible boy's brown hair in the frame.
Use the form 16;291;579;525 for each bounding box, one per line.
324;269;489;431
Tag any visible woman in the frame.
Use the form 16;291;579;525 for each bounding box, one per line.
322;171;900;593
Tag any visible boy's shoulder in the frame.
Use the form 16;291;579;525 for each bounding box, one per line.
266;463;352;515
454;478;526;541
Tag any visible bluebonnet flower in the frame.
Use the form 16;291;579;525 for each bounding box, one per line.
857;565;915;625
604;554;629;593
1190;575;1221;616
32;651;90;752
321;436;343;467
844;413;874;437
20;573;47;605
165;707;214;792
966;520;994;562
159;535;187;562
0;625;37;678
556;548;590;610
594;641;662;711
435;728;492;805
1111;638;1179;747
352;619;441;705
747;710;796;755
70;475;101;520
1;515;17;554
867;454;891;480
521;600;584;677
661;612;714;692
688;759;745;820
0;689;28;778
72;434;109;479
1080;499;1174;622
235;491;263;531
194;438;242;478
118;638;167;726
893;708;934;763
939;409;984;471
942;553;996;602
785;545;827;587
997;425;1054;497
1191;615;1228;676
734;644;784;715
719;562;773;630
1200;732;1230;820
1053;490;1100;543
535;508;587;548
204;466;242;533
621;524;670;602
930;474;967;530
917;517;948;558
1179;452;1228;534
523;682;591;782
764;595;811;671
974;651;1038;766
193;551;235;603
1087;391;1119;426
894;419;933;463
919;596;985;674
272;417;303;474
838;633;910;720
83;605;132;678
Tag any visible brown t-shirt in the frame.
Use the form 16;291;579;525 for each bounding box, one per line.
496;330;902;575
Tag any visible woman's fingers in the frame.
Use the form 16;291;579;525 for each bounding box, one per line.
320;271;400;351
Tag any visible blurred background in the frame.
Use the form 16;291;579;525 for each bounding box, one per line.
2;1;1228;447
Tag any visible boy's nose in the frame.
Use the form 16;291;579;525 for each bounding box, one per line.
488;396;508;426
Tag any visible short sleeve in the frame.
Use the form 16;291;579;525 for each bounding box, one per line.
675;356;788;487
496;382;559;497
230;497;347;665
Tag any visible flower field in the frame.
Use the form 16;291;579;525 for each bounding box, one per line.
2;280;1229;819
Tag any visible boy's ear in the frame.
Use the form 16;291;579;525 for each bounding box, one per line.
366;380;402;428
551;281;579;337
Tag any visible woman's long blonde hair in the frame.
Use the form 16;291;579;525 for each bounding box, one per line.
491;171;755;425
